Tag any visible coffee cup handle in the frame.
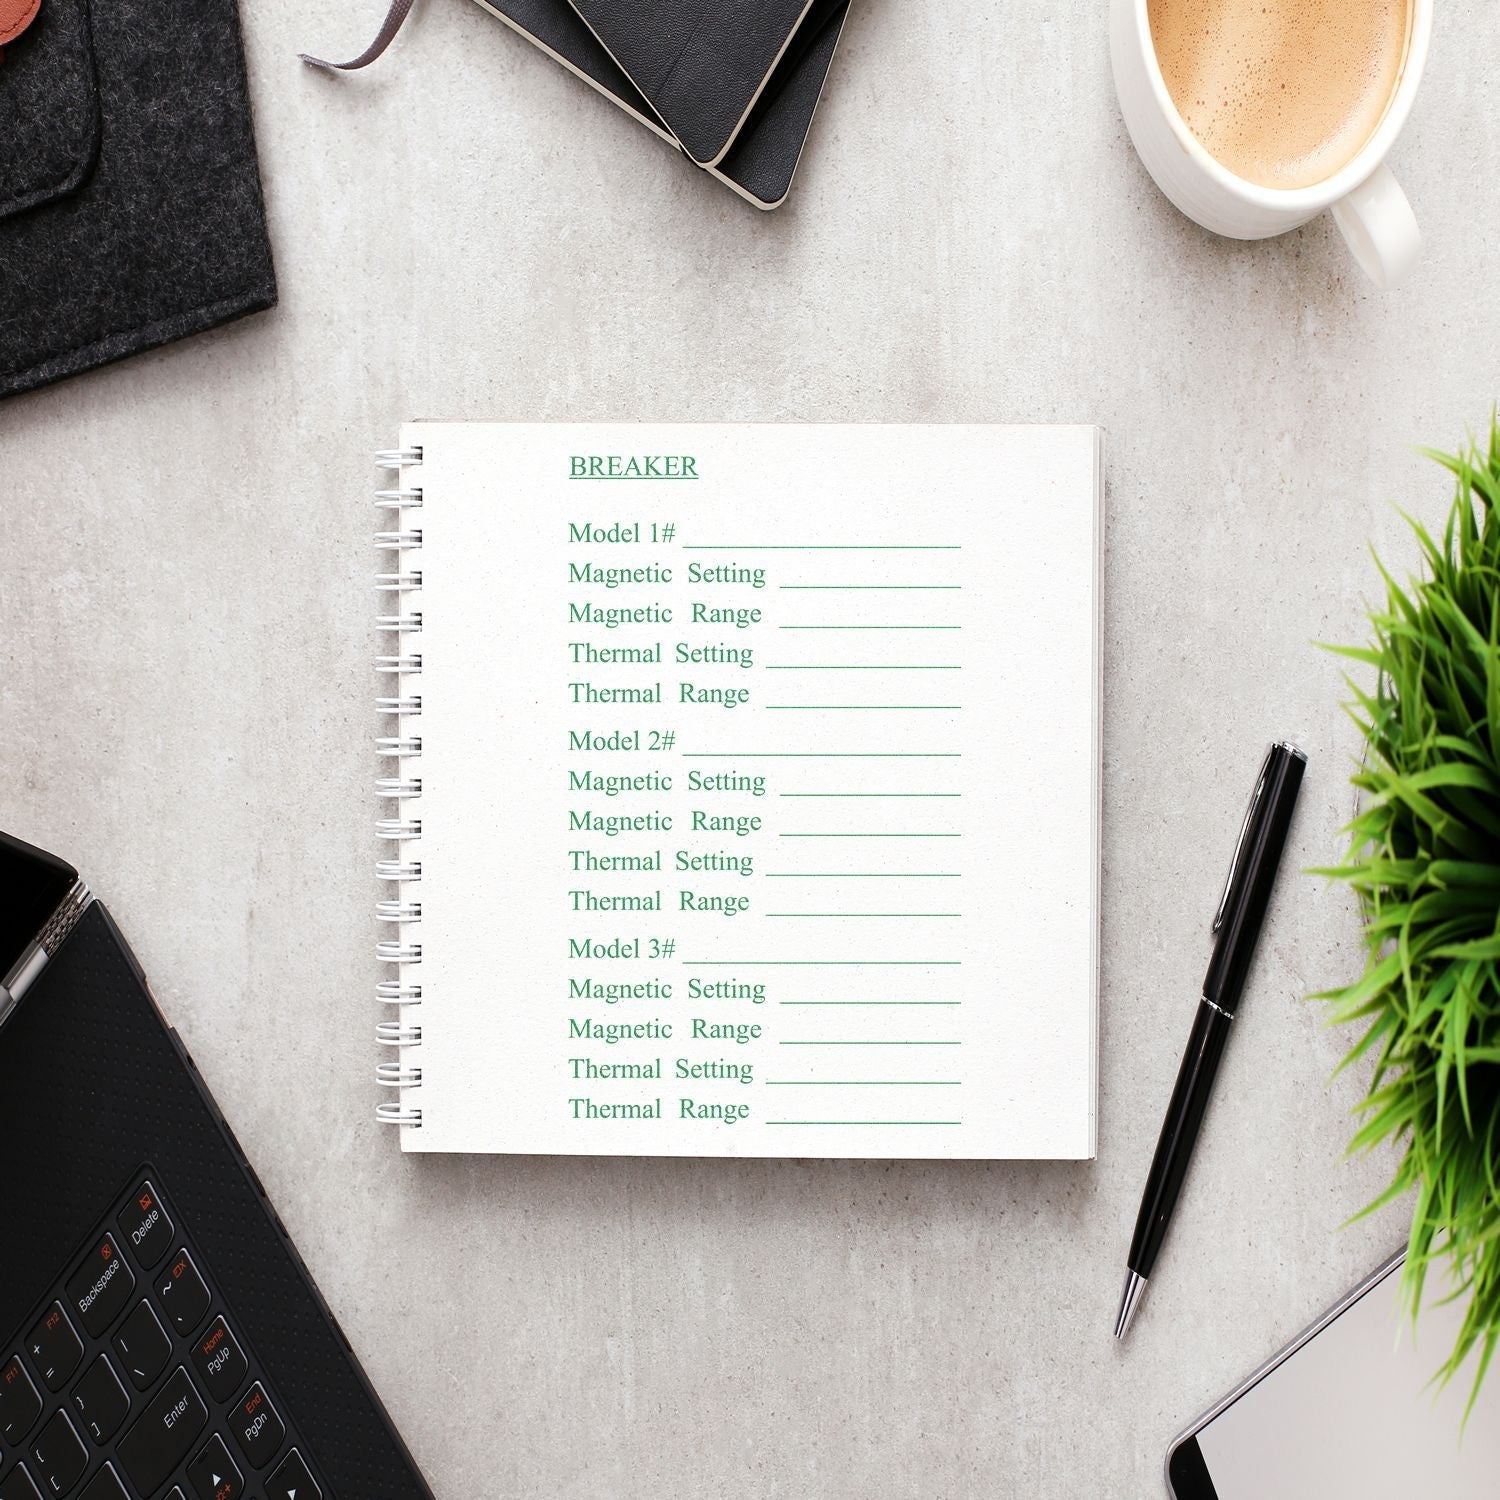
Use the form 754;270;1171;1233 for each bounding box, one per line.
1330;163;1421;289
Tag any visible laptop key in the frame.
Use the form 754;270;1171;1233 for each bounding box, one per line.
112;1303;171;1392
65;1235;136;1339
25;1306;83;1393
78;1466;130;1500
30;1409;88;1497
187;1433;243;1500
115;1367;207;1496
71;1356;130;1445
155;1251;210;1337
0;1356;43;1443
0;1465;43;1500
266;1448;320;1500
117;1182;174;1271
190;1320;247;1405
231;1384;284;1471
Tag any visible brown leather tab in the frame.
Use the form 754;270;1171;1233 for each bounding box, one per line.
0;0;41;52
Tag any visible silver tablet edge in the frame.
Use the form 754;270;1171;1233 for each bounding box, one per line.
1163;1246;1408;1498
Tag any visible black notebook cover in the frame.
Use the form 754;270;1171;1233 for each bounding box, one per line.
0;0;276;400
475;0;846;207
563;0;815;166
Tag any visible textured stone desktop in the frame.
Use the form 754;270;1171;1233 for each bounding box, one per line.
5;0;1495;1493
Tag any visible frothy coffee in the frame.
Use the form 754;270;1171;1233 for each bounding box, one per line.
1148;0;1410;189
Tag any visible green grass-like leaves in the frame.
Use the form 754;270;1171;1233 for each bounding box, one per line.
1313;420;1500;1416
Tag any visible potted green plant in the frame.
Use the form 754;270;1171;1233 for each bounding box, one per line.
1317;420;1500;1414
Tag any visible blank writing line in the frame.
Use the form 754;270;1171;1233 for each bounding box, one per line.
780;626;961;631
768;1120;963;1126
778;585;961;591
766;913;961;919
778;793;960;799
778;1001;962;1006
682;961;961;967
779;1041;962;1047
764;873;961;878
780;833;961;839
764;1080;961;1086
683;546;960;551
765;665;960;670
683;753;961;759
766;705;962;711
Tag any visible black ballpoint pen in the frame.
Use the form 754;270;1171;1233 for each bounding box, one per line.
1114;740;1307;1340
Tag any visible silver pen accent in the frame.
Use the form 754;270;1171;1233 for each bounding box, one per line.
1114;1269;1148;1340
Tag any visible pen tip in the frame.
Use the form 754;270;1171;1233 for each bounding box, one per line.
1113;1270;1147;1341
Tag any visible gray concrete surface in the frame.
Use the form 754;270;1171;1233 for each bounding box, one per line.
5;0;1496;1493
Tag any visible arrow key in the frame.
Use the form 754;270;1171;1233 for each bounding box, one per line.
267;1447;320;1500
187;1433;243;1500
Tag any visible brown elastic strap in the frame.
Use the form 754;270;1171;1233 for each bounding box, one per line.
300;0;417;71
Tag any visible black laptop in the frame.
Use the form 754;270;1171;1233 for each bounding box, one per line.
0;831;433;1500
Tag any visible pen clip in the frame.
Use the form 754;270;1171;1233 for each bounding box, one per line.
1213;746;1274;933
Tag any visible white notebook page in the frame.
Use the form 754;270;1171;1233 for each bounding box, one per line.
394;423;1099;1157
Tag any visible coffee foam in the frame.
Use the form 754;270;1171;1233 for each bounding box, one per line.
1148;0;1410;189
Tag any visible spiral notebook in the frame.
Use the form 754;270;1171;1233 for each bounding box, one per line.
376;423;1102;1159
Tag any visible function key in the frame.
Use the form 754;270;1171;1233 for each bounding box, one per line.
113;1302;171;1391
191;1320;247;1405
80;1465;131;1500
118;1182;174;1270
30;1409;88;1498
187;1433;243;1500
71;1354;131;1444
231;1383;284;1471
155;1249;211;1336
25;1304;83;1392
0;1355;43;1443
115;1367;207;1496
0;1465;42;1500
66;1233;137;1337
267;1448;320;1500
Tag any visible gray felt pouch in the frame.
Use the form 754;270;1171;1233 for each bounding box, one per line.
0;0;276;400
0;0;102;222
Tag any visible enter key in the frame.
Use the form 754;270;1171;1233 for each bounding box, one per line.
115;1366;207;1495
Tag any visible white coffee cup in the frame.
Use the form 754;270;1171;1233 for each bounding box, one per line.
1110;0;1430;287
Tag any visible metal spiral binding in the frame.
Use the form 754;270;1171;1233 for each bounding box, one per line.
375;444;424;1127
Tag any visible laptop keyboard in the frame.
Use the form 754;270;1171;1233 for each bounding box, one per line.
0;1173;326;1500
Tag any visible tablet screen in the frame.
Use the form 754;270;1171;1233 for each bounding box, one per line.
1193;1260;1499;1498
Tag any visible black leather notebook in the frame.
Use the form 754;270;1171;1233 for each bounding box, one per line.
563;0;815;166
474;0;846;208
0;0;275;399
